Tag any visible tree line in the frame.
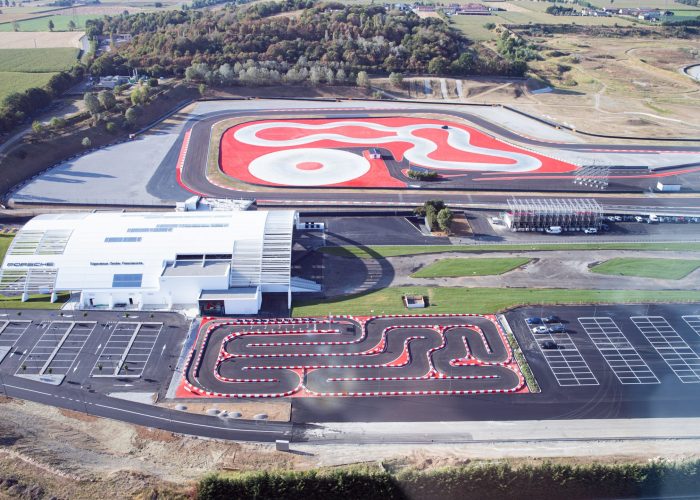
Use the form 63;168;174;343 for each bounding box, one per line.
89;2;528;79
197;460;700;500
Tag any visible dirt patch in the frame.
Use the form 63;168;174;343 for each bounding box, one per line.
58;408;98;423
134;426;180;444
157;400;291;422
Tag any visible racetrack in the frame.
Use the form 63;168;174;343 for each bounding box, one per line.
181;314;524;398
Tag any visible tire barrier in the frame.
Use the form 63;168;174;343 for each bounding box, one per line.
179;314;525;398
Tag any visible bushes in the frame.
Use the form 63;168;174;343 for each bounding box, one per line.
196;461;700;500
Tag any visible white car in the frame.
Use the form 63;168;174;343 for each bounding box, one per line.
532;326;549;334
583;227;597;234
545;226;562;234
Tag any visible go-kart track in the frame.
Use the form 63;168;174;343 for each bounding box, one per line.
178;314;525;398
219;117;577;188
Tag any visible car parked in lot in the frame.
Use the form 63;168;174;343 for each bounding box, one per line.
532;326;549;334
548;324;566;333
545;226;562;234
541;340;558;349
543;315;560;323
583;227;597;234
526;317;542;325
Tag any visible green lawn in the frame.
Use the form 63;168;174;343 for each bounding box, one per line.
0;14;98;32
321;242;700;259
292;287;700;317
0;48;79;73
0;235;13;263
0;293;69;310
0;71;58;102
590;258;700;280
412;257;531;278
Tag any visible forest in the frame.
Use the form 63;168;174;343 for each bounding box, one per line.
88;2;527;81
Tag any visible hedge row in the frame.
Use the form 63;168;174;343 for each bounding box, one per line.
197;461;700;500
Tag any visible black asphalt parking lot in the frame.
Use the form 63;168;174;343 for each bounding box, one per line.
309;216;450;246
0;310;189;397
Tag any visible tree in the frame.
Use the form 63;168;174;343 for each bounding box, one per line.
97;89;116;110
148;77;158;87
81;136;91;147
198;83;206;96
83;92;100;116
12;20;18;32
105;121;117;133
47;19;54;31
356;70;369;88
67;20;76;31
389;72;403;87
130;86;147;106
124;106;138;125
31;120;43;135
437;207;453;233
425;204;437;232
428;56;449;75
49;116;66;129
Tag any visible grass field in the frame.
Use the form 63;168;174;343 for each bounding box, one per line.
0;293;69;309
412;257;531;278
292;287;700;316
0;48;79;73
0;72;58;102
320;242;700;259
590;258;700;279
0;14;97;32
450;1;636;40
0;236;12;263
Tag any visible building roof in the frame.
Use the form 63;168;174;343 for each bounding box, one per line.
0;210;297;295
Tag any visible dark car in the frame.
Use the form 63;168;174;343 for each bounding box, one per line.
541;340;558;350
548;324;566;333
543;315;560;323
526;317;542;325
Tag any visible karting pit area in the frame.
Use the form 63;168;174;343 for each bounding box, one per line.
179;314;524;398
219;116;579;189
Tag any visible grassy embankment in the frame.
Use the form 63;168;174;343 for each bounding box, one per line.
412;257;531;278
590;258;700;280
292;287;700;317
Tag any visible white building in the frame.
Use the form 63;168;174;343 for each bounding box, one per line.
0;210;319;315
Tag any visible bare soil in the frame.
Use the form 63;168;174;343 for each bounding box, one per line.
0;31;86;49
157;400;291;422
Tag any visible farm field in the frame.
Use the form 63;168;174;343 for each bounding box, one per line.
0;31;85;49
0;14;98;32
0;72;57;102
590;258;700;279
0;48;80;73
411;257;532;278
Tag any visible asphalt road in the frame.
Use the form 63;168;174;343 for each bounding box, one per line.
170;107;700;209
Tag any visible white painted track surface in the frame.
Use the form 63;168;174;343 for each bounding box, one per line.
234;120;543;172
248;148;371;186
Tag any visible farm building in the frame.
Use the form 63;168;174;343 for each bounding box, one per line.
0;210;319;315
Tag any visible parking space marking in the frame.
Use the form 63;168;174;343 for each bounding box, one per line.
682;316;700;338
91;322;162;377
528;321;598;387
631;316;700;384
578;317;659;384
17;322;96;376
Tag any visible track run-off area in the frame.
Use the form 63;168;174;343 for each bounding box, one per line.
179;314;524;398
